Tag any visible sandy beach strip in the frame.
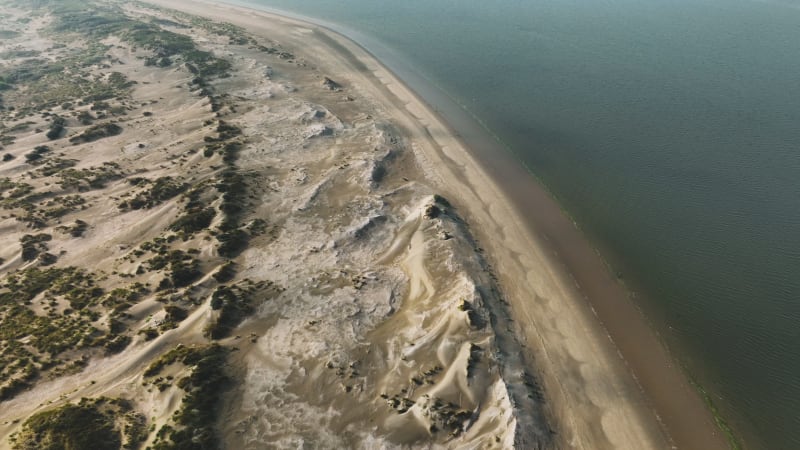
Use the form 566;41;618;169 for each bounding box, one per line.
140;1;728;448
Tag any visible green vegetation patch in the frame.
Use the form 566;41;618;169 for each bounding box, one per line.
57;162;123;191
143;344;195;378
212;261;236;283
46;115;66;140
145;249;202;289
198;119;253;257
119;176;188;210
0;178;32;196
169;207;216;236
119;15;231;77
55;218;88;237
419;395;473;436
45;1;132;37
6;121;35;134
216;228;249;259
159;305;188;332
0;183;57;229
2;186;86;229
102;283;148;314
205;280;274;339
20;233;51;262
187;14;251;45
36;157;78;177
0;267;140;399
144;344;230;450
68;122;123;144
0;44;132;113
215;168;250;257
23;145;50;164
43;194;86;217
11;397;146;450
77;110;95;125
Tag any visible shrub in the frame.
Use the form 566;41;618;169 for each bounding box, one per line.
170;207;215;235
46;116;66;140
217;229;248;258
20;234;52;262
212;261;236;283
68;122;122;144
23;146;50;163
11;397;144;450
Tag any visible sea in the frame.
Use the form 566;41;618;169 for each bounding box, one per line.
234;0;800;447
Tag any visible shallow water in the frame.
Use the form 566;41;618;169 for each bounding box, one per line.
235;0;800;447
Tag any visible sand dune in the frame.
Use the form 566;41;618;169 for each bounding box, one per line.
0;0;709;448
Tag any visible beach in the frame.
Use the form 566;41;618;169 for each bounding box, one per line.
0;0;726;447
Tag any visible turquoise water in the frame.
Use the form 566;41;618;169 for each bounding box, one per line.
238;0;800;447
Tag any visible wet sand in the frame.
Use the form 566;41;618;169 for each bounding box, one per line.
461;138;731;450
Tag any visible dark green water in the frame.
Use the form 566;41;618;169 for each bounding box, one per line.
238;0;800;447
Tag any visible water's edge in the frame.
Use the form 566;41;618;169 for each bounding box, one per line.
220;0;739;447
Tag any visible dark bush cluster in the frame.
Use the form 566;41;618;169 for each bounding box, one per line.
20;233;51;262
119;176;188;210
145;249;202;289
11;397;145;450
45;115;66;140
204;281;271;340
145;345;230;450
68;122;122;144
24;145;50;163
169;207;216;236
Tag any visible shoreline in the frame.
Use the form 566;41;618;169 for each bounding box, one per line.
143;1;729;447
